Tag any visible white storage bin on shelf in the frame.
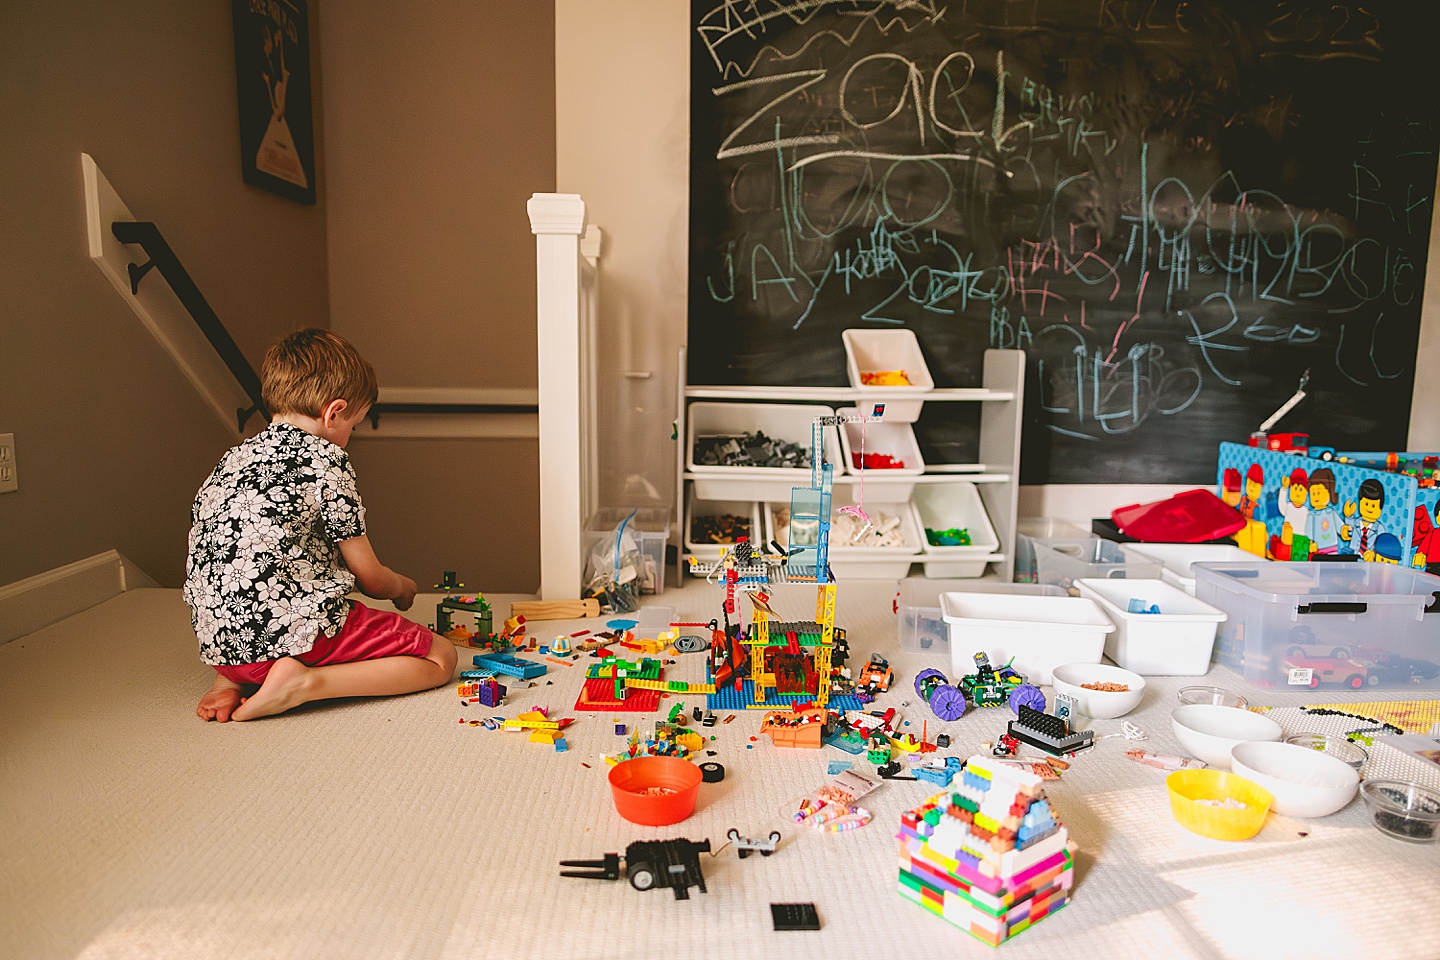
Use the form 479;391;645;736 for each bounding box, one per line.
898;578;1066;653
940;592;1114;685
683;491;762;573
584;507;670;595
1119;542;1258;595
913;482;1000;578
687;402;841;501
836;406;923;503
767;490;921;579
1074;578;1228;675
841;328;934;421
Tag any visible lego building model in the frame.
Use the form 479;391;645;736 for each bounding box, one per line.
691;411;876;715
898;756;1074;945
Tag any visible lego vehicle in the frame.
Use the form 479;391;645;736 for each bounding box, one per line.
1362;654;1440;684
726;828;781;858
1284;626;1355;662
561;838;712;900
1248;431;1309;454
856;654;894;695
959;652;1026;708
1282;653;1376;689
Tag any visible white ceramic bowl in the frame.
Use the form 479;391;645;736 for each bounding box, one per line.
1171;704;1284;769
1051;662;1145;719
1230;741;1360;817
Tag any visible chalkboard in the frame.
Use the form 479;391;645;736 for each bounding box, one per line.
687;0;1439;484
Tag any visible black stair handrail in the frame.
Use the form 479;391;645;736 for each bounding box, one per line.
112;220;269;432
112;219;539;432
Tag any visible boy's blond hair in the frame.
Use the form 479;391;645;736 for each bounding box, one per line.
260;328;379;419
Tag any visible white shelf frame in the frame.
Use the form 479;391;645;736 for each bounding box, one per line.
677;348;1026;582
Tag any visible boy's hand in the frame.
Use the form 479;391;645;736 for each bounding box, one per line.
393;575;418;611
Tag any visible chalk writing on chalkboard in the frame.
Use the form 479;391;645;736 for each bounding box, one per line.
687;0;1438;483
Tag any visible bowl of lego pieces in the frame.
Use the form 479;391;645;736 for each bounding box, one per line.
1050;661;1145;719
1166;768;1273;841
1360;779;1440;843
608;756;703;826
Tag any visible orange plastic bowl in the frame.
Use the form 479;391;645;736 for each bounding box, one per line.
608;756;703;826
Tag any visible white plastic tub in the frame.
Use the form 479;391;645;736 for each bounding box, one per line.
683;491;762;571
898;579;1066;653
836;407;923;503
767;491;921;579
1074;578;1228;675
1121;543;1258;596
841;328;934;421
686;402;841;500
940;593;1114;684
912;482;1000;578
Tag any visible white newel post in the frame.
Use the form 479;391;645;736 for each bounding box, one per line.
528;193;588;600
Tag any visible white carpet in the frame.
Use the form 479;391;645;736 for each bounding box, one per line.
2;579;1438;960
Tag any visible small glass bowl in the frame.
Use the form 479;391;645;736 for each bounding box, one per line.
1360;779;1440;843
1283;733;1368;771
1177;685;1248;709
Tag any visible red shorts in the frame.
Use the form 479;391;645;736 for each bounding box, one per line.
213;601;436;686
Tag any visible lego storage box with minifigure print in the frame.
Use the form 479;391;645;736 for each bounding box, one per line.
1191;561;1440;691
686;402;842;501
940;592;1114;685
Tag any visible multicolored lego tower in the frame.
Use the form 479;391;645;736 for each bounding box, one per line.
897;755;1074;946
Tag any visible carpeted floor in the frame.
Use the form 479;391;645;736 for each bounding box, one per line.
2;580;1439;960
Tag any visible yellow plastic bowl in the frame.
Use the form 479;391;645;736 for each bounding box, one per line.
1166;768;1273;841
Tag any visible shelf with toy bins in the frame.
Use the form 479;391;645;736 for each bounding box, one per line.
679;340;1024;581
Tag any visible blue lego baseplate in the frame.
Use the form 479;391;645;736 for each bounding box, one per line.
472;653;547;680
706;681;863;713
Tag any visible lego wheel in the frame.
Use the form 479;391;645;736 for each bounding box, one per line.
762;830;781;855
914;668;946;700
629;863;655;891
727;828;740;843
929;684;967;722
1346;674;1364;689
1331;647;1352;660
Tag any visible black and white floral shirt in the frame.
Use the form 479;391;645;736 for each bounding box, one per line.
184;422;366;665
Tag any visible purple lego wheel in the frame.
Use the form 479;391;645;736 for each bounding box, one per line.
929;684;968;721
1008;683;1046;716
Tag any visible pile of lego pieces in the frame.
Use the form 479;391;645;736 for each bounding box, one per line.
897;755;1074;946
693;431;810;468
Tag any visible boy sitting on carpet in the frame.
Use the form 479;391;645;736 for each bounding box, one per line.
184;329;456;721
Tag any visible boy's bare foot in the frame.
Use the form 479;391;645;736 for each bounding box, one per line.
197;675;247;722
232;657;313;721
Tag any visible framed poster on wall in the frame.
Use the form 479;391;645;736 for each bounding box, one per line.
231;0;316;204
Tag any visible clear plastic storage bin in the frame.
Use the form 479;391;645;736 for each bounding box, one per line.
1032;537;1163;591
1013;518;1091;582
1192;562;1440;691
584;507;671;595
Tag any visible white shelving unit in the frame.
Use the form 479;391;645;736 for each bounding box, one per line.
676;348;1026;582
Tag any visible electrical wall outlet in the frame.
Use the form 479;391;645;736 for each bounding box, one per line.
0;433;17;493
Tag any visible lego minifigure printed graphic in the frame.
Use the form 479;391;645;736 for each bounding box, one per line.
1341;478;1386;558
1271;467;1311;560
1307;468;1342;556
1412;501;1440;568
1234;462;1270;556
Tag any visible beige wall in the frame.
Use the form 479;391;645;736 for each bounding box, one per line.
0;0;331;587
556;0;691;512
321;1;554;592
321;0;552;388
556;0;1440;530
